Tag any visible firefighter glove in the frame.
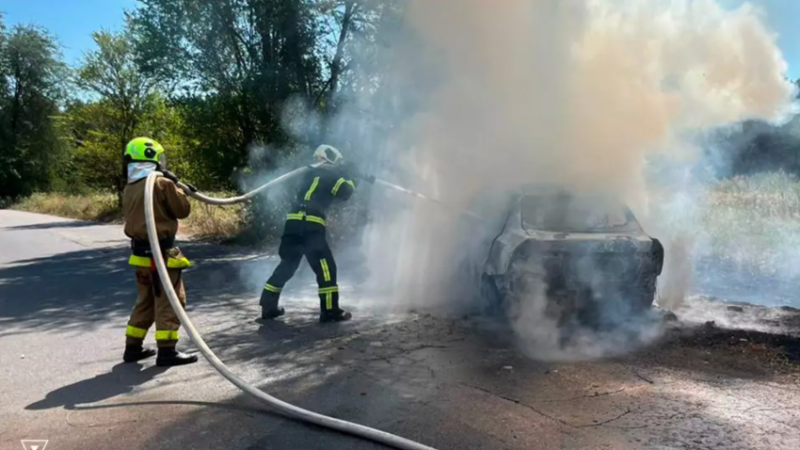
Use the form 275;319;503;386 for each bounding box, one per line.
161;169;181;184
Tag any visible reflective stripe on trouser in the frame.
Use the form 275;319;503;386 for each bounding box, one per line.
126;266;187;348
263;230;341;313
126;325;148;339
319;286;339;311
155;330;179;341
264;283;282;293
260;283;283;311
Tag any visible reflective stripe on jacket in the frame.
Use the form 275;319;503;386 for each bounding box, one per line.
286;165;356;227
128;254;192;269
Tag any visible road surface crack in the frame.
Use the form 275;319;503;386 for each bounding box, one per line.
574;409;632;428
532;387;627;403
460;383;632;429
753;411;800;431
624;365;656;384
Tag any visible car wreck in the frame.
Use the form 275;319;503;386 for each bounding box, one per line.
456;184;665;328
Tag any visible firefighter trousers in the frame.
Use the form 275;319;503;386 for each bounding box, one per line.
125;267;187;348
261;230;340;313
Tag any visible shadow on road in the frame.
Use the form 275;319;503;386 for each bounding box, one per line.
122;312;798;450
17;287;800;449
2;220;106;231
137;316;493;450
0;241;271;336
6;223;799;449
65;398;278;417
25;362;168;410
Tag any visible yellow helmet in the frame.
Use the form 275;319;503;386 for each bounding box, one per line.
124;137;167;168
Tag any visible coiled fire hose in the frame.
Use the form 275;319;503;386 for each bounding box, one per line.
143;169;438;450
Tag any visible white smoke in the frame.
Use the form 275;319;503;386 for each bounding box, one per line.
342;0;797;360
241;0;795;360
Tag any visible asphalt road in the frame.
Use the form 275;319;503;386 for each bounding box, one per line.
1;210;799;450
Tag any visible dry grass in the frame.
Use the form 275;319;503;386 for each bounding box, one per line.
702;172;800;274
181;196;245;240
708;173;800;219
10;191;245;240
11;192;121;222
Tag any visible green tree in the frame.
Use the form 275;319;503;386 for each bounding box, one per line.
0;15;7;107
74;29;161;203
130;0;338;171
127;0;404;239
0;20;68;198
63;93;192;192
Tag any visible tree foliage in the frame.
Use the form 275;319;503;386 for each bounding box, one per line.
1;2;396;202
72;29;162;202
0;18;68;198
130;0;327;169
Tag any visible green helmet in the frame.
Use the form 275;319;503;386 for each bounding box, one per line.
124;137;167;168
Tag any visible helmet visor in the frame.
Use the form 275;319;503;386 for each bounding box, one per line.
158;153;168;171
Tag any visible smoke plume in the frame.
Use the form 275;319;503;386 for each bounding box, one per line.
241;0;795;360
346;0;796;360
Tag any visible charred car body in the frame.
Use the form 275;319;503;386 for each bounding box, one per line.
457;184;664;327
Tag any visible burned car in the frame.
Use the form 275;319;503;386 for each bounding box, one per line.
456;184;664;327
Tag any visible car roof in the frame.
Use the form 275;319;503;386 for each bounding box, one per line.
517;183;623;203
467;183;633;212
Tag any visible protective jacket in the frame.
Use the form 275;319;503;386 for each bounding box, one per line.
123;177;191;241
123;177;192;269
282;164;357;233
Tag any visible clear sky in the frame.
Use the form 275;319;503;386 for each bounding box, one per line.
0;0;137;65
0;0;798;79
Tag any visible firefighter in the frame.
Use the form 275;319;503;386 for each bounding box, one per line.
260;144;369;323
121;137;198;366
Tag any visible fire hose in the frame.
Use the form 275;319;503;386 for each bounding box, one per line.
176;163;323;205
143;169;439;450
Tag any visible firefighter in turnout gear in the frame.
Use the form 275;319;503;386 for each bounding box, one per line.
260;144;365;323
121;137;198;366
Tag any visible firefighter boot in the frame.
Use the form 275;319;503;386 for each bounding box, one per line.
123;344;157;363
320;309;352;323
156;347;199;366
318;289;351;323
260;289;285;319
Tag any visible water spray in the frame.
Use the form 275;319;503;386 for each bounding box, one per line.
150;162;481;447
146;168;439;450
373;178;484;221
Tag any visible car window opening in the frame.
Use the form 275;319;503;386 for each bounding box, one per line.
521;194;639;233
